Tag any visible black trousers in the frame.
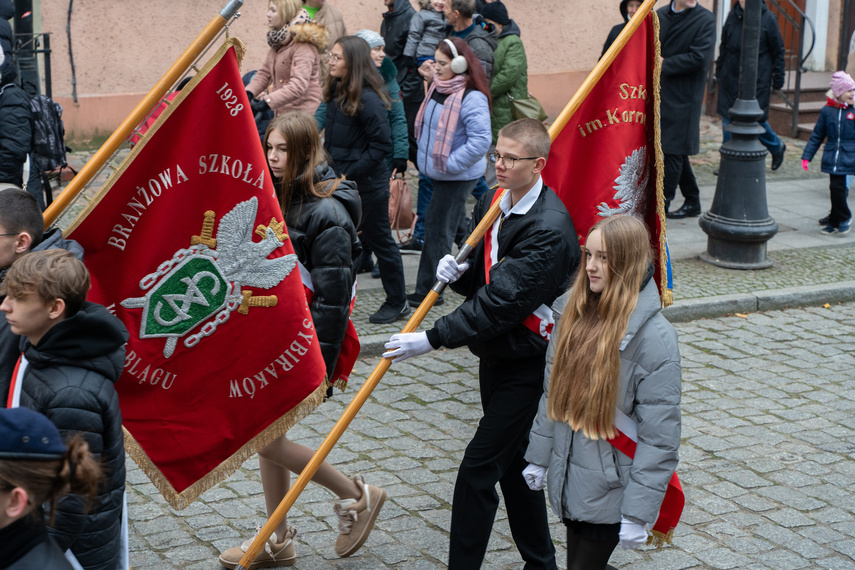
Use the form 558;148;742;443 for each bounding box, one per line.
448;356;557;570
564;520;619;570
663;153;700;207
828;174;852;226
404;98;422;166
357;189;407;306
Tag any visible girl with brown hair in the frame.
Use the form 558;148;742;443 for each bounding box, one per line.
524;215;682;570
0;407;102;570
218;111;385;569
318;35;409;325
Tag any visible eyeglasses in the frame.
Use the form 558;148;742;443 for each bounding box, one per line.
328;53;342;62
489;152;538;170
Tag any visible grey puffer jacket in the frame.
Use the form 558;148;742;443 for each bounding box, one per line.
525;277;681;526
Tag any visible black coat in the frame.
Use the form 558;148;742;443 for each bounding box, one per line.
322;81;393;195
657;2;716;155
381;0;424;104
19;302;129;570
715;1;785;121
0;0;13;57
426;184;581;361
0;229;85;401
284;165;362;376
601;0;633;57
2;517;74;570
0;67;33;186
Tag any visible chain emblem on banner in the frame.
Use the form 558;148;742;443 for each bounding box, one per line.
121;197;296;357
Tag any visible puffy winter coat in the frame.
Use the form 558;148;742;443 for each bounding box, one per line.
657;3;716;155
3;517;74;570
19;302;129;570
416;88;491;181
525;277;682;526
601;0;633;57
404;7;446;61
0;68;33;187
489;20;527;144
246;21;327;115
802;95;855;176
283;165;362;376
452;21;498;82
0;228;84;400
716;1;785;122
313;3;346;86
426;183;580;361
319;80;393;194
381;0;424;103
0;0;13;59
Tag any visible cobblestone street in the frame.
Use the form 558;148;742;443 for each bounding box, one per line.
126;302;855;569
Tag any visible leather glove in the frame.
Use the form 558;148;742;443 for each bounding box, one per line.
619;517;648;549
245;89;254;100
436;254;470;284
391;158;409;177
802;159;809;171
250;98;270;114
522;464;547;491
383;332;433;362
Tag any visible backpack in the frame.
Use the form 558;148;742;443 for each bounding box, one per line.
30;94;70;173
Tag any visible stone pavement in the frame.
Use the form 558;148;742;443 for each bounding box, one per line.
126;302;855;569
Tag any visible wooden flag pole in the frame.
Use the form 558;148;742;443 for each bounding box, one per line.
42;0;243;228
548;0;657;138
235;189;509;569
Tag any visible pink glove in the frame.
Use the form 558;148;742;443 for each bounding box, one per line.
802;159;809;171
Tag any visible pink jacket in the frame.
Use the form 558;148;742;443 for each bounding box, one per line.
246;21;328;115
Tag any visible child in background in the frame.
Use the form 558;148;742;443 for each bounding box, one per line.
404;0;447;70
802;70;855;235
0;407;103;570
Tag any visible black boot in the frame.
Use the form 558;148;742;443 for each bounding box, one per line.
666;201;702;219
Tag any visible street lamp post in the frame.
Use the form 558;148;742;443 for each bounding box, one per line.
699;0;778;268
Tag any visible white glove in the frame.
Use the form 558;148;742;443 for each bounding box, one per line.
522;463;547;491
383;332;433;362
436;254;470;284
619;517;648;549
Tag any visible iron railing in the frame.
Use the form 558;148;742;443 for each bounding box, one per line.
11;32;53;98
766;0;815;136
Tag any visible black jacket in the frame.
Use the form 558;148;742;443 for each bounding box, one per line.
0;229;85;402
451;20;498;82
426;184;581;361
19;302;129;570
322;81;393;195
381;0;424;103
715;1;785;121
285;165;362;377
602;0;634;57
2;516;74;570
657;2;716;155
0;65;34;186
0;0;13;58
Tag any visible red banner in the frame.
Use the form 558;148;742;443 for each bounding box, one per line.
542;10;670;302
65;39;327;509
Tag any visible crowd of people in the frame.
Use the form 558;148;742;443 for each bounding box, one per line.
4;0;852;568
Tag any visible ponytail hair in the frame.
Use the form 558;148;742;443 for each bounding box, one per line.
0;434;102;525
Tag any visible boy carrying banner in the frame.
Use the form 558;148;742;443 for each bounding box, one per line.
383;118;581;568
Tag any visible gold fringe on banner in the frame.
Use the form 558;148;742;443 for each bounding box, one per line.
647;527;675;548
124;382;327;510
650;12;673;308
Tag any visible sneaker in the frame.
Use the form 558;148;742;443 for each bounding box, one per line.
820;225;837;235
819;214;830;225
369;301;410;324
839;218;852;235
398;238;423;253
771;143;786;171
407;292;444;308
334;475;387;558
356;255;375;274
218;526;296;569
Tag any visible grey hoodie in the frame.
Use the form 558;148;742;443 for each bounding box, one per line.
525;277;682;526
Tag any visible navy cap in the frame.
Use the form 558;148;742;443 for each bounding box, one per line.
0;407;67;460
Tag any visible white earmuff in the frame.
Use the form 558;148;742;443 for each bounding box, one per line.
443;38;468;75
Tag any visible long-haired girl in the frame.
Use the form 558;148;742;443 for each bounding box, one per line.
409;36;492;307
319;35;409;325
0;407;102;570
524;215;682;570
218;112;385;569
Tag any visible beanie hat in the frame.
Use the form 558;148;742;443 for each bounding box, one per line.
830;71;855;99
0;407;67;460
481;1;510;26
355;29;385;50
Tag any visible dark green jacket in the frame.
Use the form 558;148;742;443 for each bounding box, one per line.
489;20;527;144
